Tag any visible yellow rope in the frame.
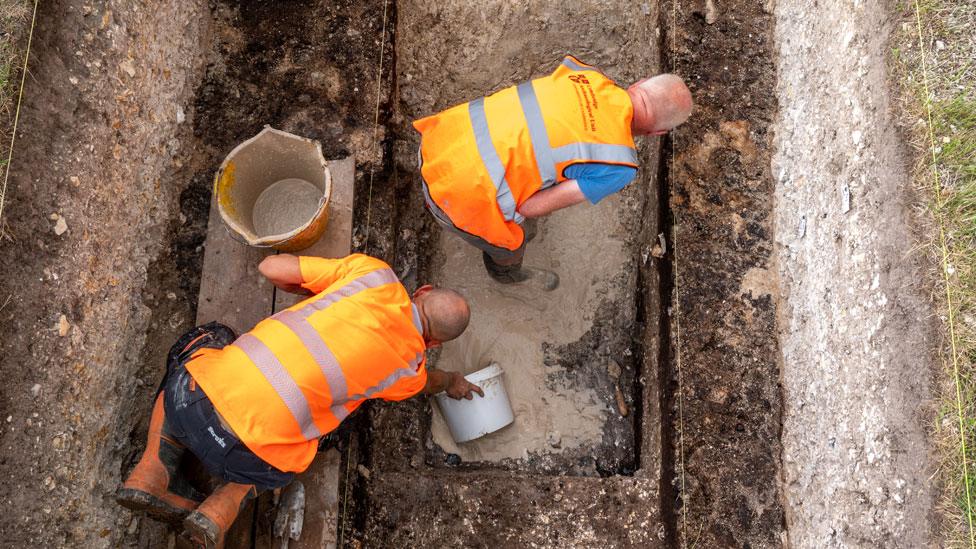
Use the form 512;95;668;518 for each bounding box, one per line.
362;0;390;254
669;0;689;544
912;0;974;546
0;0;40;222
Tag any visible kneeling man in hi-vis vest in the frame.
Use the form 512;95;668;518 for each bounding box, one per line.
415;55;693;290
116;253;477;547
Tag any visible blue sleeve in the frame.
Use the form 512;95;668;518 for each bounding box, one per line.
563;163;638;204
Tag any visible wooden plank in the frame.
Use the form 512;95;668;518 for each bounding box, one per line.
193;200;267;548
266;156;354;549
192;157;354;548
195;197;275;332
194;186;276;548
274;157;356;310
270;449;343;549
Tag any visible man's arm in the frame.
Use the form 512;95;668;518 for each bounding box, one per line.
258;254;313;296
421;369;484;400
517;180;588;218
261;253;387;295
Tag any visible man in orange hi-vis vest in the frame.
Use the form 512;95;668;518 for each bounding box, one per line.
415;55;693;290
116;253;477;547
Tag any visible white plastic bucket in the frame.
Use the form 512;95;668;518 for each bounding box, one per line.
435;364;514;443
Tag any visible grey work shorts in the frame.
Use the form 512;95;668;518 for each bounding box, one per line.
421;182;526;264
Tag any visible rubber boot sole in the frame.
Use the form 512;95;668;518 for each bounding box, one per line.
116;487;193;525
183;510;221;548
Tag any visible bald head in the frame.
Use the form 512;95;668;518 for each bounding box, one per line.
627;74;693;135
415;287;470;344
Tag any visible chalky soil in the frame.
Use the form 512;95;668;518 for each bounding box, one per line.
251;178;323;237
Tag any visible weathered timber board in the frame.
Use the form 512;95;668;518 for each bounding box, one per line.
269;157;353;549
195;157;354;548
195;197;275;333
195;186;272;548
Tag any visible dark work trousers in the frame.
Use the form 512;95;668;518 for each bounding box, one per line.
161;322;295;491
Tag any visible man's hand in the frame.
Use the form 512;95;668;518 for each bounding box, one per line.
258;254;313;296
422;369;484;400
444;371;484;400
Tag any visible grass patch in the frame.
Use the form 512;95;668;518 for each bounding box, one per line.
893;0;976;545
0;0;32;121
0;0;33;218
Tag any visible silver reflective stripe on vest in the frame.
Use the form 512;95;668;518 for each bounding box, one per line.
303;269;399;316
274;310;347;405
344;351;425;401
234;334;322;440
551;142;638;166
411;304;423;336
408;350;424;370
468;98;522;223
333;352;425;420
561;57;600;73
516;82;557;188
331;403;351;422
470;68;636;217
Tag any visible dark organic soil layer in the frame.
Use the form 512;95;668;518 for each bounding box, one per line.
363;470;663;547
664;0;786;546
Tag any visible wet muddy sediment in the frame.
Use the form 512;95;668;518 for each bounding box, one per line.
426;196;641;476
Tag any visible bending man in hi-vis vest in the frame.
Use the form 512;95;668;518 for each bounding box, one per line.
415;55;693;290
116;253;477;547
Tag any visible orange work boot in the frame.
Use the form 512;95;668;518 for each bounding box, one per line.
183;482;256;548
116;393;204;523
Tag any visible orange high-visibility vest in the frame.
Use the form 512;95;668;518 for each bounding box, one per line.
186;254;427;473
414;55;639;251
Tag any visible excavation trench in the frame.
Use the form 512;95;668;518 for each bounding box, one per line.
135;0;782;546
0;0;795;546
0;0;944;544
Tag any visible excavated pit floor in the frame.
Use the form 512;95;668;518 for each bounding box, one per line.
429;198;639;471
355;1;670;546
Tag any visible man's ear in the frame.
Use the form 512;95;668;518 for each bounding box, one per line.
413;284;434;299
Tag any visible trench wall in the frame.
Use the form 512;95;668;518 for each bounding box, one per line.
773;0;938;546
662;0;786;544
0;0;210;546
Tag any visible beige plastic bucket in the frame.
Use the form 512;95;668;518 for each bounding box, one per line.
214;126;332;252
